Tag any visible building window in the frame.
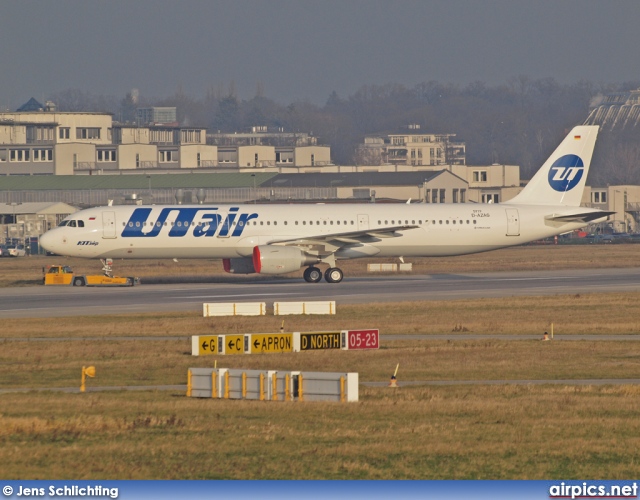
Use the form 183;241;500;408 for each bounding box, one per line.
197;153;201;167
439;189;445;203
10;149;30;162
97;150;116;162
592;191;607;204
482;193;499;203
76;128;101;140
453;189;459;203
59;127;70;139
0;149;7;162
460;189;466;203
473;171;488;182
33;149;53;161
159;150;178;162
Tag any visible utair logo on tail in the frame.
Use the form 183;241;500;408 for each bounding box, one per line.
121;207;258;238
548;154;584;192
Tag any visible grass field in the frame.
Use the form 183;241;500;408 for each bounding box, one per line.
2;245;640;479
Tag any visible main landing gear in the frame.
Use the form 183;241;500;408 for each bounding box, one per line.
303;266;344;283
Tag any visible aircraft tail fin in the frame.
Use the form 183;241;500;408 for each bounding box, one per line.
509;125;599;206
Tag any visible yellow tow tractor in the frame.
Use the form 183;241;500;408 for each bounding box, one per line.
43;259;139;287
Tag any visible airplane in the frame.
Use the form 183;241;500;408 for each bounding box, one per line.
39;125;612;284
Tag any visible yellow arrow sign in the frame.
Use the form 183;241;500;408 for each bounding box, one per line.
197;335;219;356
250;333;293;354
224;335;245;355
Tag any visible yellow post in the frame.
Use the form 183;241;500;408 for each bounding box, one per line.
298;374;304;401
211;371;216;398
339;376;345;403
551;323;554;339
224;371;229;399
272;373;278;401
242;372;247;399
187;369;192;397
80;366;96;393
259;373;265;401
285;374;290;401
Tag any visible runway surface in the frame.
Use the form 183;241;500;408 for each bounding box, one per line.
1;267;639;318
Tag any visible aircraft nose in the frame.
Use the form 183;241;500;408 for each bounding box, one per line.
39;230;59;254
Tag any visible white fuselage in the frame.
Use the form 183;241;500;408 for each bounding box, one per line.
39;202;598;260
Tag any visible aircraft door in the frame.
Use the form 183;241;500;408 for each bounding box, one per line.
505;208;520;236
102;211;117;239
357;214;369;230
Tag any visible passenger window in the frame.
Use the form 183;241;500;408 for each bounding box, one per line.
303;221;306;225
128;222;133;227
135;222;140;227
260;221;264;225
439;221;442;224
274;221;277;225
446;220;449;224
267;221;270;225
284;221;288;225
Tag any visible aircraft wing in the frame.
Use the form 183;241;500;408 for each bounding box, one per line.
545;211;615;224
267;225;419;249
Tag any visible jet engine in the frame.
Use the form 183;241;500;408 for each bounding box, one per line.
252;245;320;275
222;257;256;274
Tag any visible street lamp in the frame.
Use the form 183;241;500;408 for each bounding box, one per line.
251;174;256;204
9;202;22;224
614;190;627;233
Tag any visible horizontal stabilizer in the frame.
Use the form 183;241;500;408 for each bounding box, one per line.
545;211;615;224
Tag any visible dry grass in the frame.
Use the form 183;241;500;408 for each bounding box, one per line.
1;243;639;287
1;385;640;479
2;292;640;340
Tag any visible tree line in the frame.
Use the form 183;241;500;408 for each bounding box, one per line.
48;77;640;183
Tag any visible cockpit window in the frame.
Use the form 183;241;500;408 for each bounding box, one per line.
59;220;69;227
78;220;84;227
69;220;77;227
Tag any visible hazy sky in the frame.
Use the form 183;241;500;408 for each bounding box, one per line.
1;0;639;109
